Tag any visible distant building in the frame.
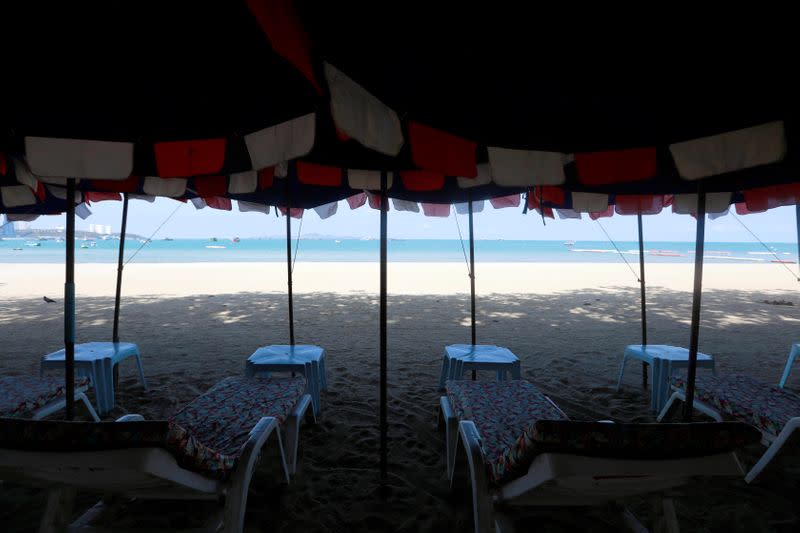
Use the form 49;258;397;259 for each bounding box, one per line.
13;221;30;231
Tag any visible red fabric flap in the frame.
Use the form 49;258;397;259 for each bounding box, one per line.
575;147;657;185
347;192;367;209
297;162;342;186
540;186;566;206
154;139;226;178
421;203;450;217
408;121;477;178
743;184;800;212
259;167;275;189
614;195;667;215
590;206;615;220
489;194;520;209
90;176;140;193
204;197;232;211
278;207;304;218
400;170;445;192
84;192;122;203
245;0;321;94
193;176;228;198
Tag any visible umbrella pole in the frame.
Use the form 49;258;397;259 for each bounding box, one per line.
683;190;707;421
64;179;76;420
468;195;477;380
112;193;129;343
795;204;800;275
637;212;648;388
286;190;295;345
379;171;388;498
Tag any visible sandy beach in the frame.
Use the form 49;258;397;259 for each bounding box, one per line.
2;262;799;531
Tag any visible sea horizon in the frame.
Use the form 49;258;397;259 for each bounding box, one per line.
1;237;797;265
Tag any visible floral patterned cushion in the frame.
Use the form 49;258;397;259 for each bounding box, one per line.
671;373;800;437
167;376;306;478
0;376;91;418
447;380;760;485
446;380;567;483
0;376;306;481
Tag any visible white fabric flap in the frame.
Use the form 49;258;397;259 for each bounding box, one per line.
348;169;393;190
143;177;186;198
325;63;404;156
1;185;37;207
75;203;92;219
25;137;133;179
228;171;258;194
556;208;582;220
190;197;207;209
670;121;786;180
571;192;610;213
275;161;289;178
709;208;730;220
129;194;155;203
6;214;39;222
46;185;82;202
488;147;566;186
454;199;485;214
457;163;493;188
672;192;732;214
314;201;339;219
392;198;420;212
12;159;39;190
238;200;270;214
244;113;315;171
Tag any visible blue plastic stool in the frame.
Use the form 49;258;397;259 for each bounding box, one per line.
616;344;715;413
246;344;326;415
438;344;521;390
779;343;799;388
40;342;147;416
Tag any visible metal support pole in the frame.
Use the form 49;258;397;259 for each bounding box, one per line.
468;195;477;380
795;204;800;276
637;212;648;388
112;194;129;343
379;171;388;498
683;190;707;421
286;188;295;345
64;179;76;420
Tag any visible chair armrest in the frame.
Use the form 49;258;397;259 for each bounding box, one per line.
115;414;145;422
458;421;494;533
224;416;281;531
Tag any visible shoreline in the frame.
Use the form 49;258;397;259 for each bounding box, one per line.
2;262;798;298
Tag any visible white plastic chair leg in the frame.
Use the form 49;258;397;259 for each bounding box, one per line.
77;392;101;422
134;353;148;390
779;345;799;388
745;418;800;483
656;390;680;422
615;354;628;391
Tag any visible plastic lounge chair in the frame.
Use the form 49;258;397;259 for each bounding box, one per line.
0;375;99;421
0;376;314;532
658;373;800;483
440;380;760;533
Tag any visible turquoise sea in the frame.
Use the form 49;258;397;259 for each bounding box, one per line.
1;238;797;265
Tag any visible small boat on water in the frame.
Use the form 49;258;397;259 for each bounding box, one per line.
24;241;41;247
209;237;218;242
563;240;575;246
232;237;240;243
12;247;23;251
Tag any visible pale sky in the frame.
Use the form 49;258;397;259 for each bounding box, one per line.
26;198;799;243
